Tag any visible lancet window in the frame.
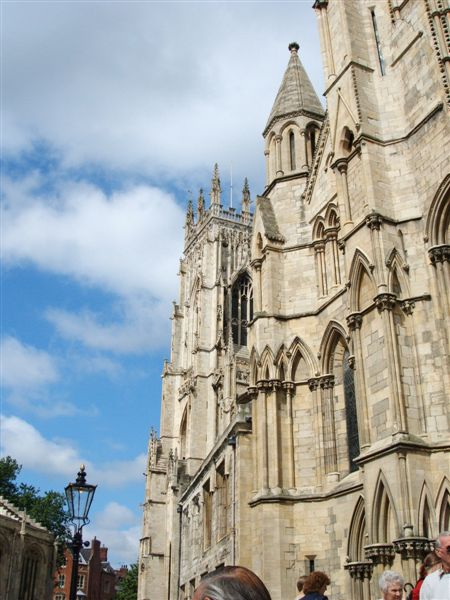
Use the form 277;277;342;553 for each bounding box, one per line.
231;274;253;347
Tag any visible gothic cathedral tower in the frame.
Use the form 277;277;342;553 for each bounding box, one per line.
140;2;449;599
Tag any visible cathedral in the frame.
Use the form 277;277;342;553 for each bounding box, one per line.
138;1;450;599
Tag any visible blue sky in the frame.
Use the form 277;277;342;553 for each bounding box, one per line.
1;1;324;567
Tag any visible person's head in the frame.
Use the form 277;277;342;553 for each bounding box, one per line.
192;566;272;600
435;531;450;571
419;551;441;578
302;571;330;596
378;571;404;600
296;575;307;593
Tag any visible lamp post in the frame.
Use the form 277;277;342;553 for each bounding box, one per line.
65;465;97;600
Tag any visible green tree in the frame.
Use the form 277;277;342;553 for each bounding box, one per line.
0;455;70;540
115;563;138;600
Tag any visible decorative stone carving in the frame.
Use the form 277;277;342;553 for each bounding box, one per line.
346;312;363;331
344;560;373;580
308;377;320;391
400;300;415;315
179;369;197;399
320;374;335;389
375;292;397;312
393;537;435;560
366;213;383;230
364;543;395;565
429;244;450;265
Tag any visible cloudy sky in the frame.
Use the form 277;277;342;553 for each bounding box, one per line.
1;0;324;567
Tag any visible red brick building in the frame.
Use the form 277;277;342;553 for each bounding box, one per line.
53;537;127;600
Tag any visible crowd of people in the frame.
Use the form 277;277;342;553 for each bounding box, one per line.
192;531;450;600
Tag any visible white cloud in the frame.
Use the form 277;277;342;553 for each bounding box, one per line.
0;415;146;489
0;415;80;478
1;336;58;390
84;503;141;567
2;2;324;190
2;178;184;301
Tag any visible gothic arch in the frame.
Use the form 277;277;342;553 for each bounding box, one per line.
418;482;437;539
325;203;340;228
288;337;318;380
348;495;367;561
319;320;349;374
386;248;410;297
436;477;450;531
274;345;288;380
179;405;189;460
349;249;377;312
249;347;261;385
313;217;326;241
259;346;276;381
426;174;450;247
372;472;400;542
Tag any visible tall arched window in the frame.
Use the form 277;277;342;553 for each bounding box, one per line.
344;349;360;471
231;274;253;347
289;131;296;171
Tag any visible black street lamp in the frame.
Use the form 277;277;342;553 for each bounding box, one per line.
65;465;97;600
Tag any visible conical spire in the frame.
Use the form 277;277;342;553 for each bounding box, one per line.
264;42;324;136
241;178;251;214
210;163;221;206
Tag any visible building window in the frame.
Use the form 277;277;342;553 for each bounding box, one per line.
19;553;39;600
231;274;253;347
216;462;229;540
203;480;212;550
58;573;65;588
343;349;360;471
77;574;85;590
371;8;386;75
289;131;296;171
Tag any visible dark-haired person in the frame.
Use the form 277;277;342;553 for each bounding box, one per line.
302;571;330;600
295;575;307;599
410;551;441;600
420;531;450;600
193;565;272;600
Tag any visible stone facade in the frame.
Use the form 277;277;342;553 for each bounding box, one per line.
0;495;57;600
139;2;450;599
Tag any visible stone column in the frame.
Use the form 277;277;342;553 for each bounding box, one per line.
257;381;270;494
429;245;450;355
334;160;353;230
251;258;263;313
264;149;270;187
320;374;338;479
326;227;341;286
366;213;386;292
314;241;327;296
267;380;282;493
375;293;407;434
346;312;370;447
313;0;336;81
283;381;296;491
275;135;284;176
308;377;325;488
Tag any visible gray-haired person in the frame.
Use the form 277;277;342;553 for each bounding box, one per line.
420;531;450;599
379;571;405;600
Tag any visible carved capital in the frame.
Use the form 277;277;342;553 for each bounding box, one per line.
338;239;346;254
375;292;397;312
344;561;373;580
364;543;395;566
320;374;335;389
393;537;434;560
346;312;363;331
348;355;356;370
400;300;415;315
282;381;295;391
247;386;258;400
366;213;383;231
334;158;348;175
429;244;450;265
251;258;263;272
308;377;320;391
313;240;326;252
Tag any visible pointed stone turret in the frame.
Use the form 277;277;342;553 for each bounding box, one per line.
210;163;221;206
185;198;194;236
264;42;324;137
197;188;205;220
241;178;251;215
